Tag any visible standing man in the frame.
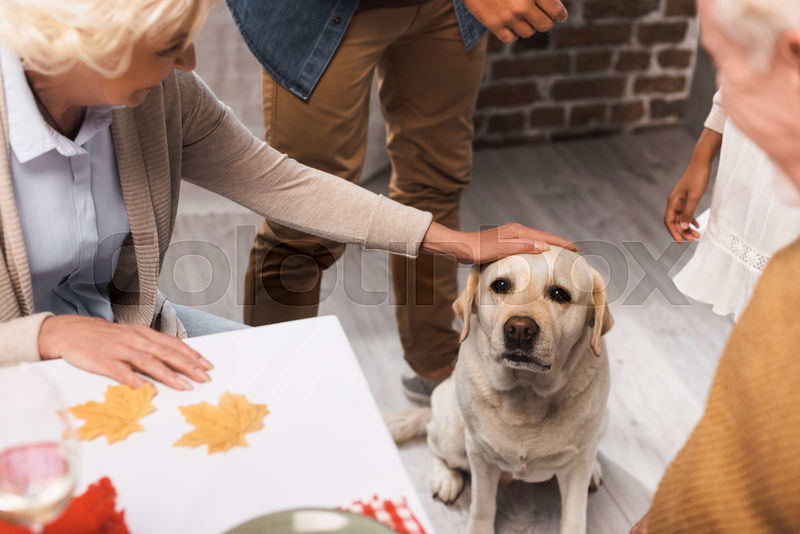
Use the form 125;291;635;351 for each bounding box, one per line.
228;0;568;400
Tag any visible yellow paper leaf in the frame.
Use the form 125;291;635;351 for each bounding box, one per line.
174;392;269;454
70;383;156;443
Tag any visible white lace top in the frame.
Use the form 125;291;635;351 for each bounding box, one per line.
673;91;800;319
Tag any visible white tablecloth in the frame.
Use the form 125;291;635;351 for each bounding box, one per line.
3;316;433;533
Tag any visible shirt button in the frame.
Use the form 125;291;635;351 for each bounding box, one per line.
333;16;342;24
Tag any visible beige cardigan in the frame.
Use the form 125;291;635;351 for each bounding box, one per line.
0;67;433;365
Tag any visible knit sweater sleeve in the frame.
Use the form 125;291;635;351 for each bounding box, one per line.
175;71;432;257
649;239;800;533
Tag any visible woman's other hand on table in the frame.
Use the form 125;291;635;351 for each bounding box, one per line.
37;315;213;391
421;222;577;265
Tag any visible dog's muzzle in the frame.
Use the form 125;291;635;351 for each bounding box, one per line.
501;316;551;371
503;316;538;352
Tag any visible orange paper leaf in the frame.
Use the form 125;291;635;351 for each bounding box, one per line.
174;392;269;454
70;384;156;443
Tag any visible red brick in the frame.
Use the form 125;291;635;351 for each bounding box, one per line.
478;83;541;107
638;22;689;46
611;101;646;122
665;0;696;16
616;50;651;71
488;112;526;133
584;0;659;19
551;77;626;101
650;98;686;119
556;23;633;48
575;50;613;73
570;104;607;127
492;55;571;78
530;107;566;128
657;49;693;68
634;75;687;94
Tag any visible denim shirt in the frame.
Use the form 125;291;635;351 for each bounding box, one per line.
226;0;486;100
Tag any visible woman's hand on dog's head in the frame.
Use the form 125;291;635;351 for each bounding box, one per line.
421;222;578;265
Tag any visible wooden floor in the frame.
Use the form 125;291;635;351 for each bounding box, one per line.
169;7;735;533
313;133;733;533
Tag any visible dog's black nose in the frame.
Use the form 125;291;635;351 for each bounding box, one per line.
503;316;539;349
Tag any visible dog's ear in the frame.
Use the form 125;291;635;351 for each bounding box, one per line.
588;269;614;357
453;267;480;344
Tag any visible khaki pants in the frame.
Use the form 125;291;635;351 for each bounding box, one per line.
244;0;487;379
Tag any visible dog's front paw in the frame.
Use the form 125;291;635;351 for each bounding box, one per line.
589;457;603;493
431;465;464;504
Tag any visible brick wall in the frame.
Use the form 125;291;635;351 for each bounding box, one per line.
474;0;699;146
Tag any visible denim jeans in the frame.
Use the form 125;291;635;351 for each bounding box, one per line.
172;304;249;337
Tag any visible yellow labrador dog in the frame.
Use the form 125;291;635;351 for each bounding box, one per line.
388;248;613;534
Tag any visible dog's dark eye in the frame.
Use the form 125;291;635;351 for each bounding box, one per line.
490;278;512;294
549;286;571;303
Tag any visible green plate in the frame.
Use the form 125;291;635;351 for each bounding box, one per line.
224;508;396;534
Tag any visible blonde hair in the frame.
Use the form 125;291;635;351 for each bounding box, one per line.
0;0;214;77
714;0;800;69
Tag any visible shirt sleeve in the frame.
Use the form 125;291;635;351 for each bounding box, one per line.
175;72;433;258
703;90;727;134
0;312;52;365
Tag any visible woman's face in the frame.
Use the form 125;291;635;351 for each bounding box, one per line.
68;30;197;108
699;0;800;183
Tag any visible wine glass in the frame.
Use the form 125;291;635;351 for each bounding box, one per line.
0;365;78;531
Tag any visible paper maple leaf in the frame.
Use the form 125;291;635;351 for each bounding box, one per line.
70;384;156;444
174;392;269;454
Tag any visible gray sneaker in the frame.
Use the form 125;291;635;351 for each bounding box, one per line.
401;373;444;405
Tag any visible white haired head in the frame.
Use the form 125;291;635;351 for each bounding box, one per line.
714;0;800;69
0;0;214;77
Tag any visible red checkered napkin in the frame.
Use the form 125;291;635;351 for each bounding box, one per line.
340;495;427;534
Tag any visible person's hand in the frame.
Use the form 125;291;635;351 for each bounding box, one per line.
462;0;568;43
664;127;722;243
421;221;577;264
38;315;213;391
630;510;650;534
664;164;708;243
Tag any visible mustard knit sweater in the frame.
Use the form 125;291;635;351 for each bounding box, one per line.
650;238;800;532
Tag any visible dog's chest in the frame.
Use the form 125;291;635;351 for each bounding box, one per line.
470;403;585;482
463;382;605;482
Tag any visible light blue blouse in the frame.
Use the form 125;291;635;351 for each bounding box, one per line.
1;49;131;320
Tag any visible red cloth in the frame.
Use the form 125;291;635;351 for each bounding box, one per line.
340;495;427;534
0;477;129;534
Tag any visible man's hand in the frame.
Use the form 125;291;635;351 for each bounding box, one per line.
421;221;577;264
463;0;568;43
38;315;213;391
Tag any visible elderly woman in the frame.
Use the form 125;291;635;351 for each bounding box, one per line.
0;0;572;390
632;0;800;532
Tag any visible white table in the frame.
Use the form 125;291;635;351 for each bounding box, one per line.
3;316;433;533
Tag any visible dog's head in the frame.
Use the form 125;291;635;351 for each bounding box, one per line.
454;248;613;375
